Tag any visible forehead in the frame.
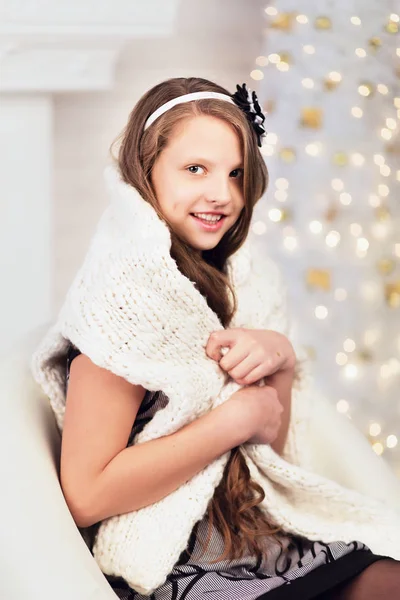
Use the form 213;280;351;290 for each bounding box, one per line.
166;115;243;163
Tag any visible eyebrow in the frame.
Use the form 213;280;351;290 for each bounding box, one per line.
185;158;244;168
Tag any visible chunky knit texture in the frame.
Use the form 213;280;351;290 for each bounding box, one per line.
31;164;400;595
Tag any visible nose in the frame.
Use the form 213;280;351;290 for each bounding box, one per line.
206;175;232;206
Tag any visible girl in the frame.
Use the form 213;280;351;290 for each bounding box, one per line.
44;77;399;599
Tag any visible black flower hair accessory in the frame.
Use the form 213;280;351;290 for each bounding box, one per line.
231;83;267;147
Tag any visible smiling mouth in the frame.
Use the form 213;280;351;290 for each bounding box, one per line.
190;214;227;230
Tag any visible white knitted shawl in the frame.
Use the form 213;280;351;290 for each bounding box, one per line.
31;163;400;595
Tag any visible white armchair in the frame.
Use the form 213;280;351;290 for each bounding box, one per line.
1;326;399;599
0;326;118;599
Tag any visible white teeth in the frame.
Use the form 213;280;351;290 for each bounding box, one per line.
192;213;223;222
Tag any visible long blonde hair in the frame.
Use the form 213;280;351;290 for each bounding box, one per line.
111;76;284;562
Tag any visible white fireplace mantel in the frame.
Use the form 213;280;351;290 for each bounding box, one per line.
0;0;180;91
0;0;180;354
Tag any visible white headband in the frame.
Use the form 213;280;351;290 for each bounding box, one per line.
143;91;236;131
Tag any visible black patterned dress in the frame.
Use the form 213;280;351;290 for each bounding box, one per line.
65;344;393;600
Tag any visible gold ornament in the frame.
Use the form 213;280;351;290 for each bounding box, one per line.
358;349;374;362
386;21;399;34
377;258;395;275
323;78;340;91
304;345;317;360
270;12;296;31
279;208;291;222
375;206;391;221
332;151;348;166
306;268;331;291
385;136;400;155
263;99;275;114
368;37;382;50
325;202;339;222
300;107;323;129
385;281;400;308
278;51;293;64
279;147;297;162
315;16;332;30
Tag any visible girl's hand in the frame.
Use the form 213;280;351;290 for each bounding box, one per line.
205;328;296;386
226;384;284;446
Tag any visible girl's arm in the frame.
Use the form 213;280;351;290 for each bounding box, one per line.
61;354;256;529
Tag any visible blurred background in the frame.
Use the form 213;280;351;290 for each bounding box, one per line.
0;1;399;476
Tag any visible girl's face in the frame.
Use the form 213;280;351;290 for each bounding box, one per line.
151;115;245;254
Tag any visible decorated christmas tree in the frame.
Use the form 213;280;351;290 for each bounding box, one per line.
249;1;400;475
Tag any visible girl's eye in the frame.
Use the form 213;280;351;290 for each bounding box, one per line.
187;166;244;178
187;165;205;175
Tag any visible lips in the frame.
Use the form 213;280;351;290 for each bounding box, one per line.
190;214;226;231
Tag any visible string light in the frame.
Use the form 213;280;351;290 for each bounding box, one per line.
250;69;264;80
268;53;280;63
260;5;400;471
275;177;289;190
331;178;344;191
372;442;384;456
309;220;323;233
344;364;358;379
276;62;290;72
358;84;372;96
336;352;348;365
351;106;363;118
326;230;341;247
337;399;350;412
252;221;267;235
283;236;298;251
255;56;269;66
350;223;363;236
387;435;398;449
315;305;328;319
340;192;352;205
274;190;288;202
344;338;356;352
377;84;389;94
334;288;347;301
302;78;315;88
378;184;389;196
328;71;342;82
357;237;370;251
296;14;309;24
351;152;365;166
305;142;321;156
269;208;284;222
369;423;382;436
374;154;385;165
381;128;392;140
